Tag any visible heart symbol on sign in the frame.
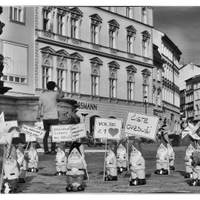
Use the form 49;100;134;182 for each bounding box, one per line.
108;128;119;137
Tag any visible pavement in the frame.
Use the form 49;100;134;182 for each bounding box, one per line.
5;142;198;194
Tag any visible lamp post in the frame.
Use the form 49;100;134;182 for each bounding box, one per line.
144;95;147;114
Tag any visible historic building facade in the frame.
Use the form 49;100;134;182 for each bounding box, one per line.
183;75;200;123
0;6;183;133
0;6;35;96
34;6;155;132
153;29;182;122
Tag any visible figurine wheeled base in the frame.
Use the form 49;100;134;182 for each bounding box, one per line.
66;174;85;192
55;171;66;176
189;179;200;186
155;168;168;175
104;175;118;181
65;184;85;192
117;167;127;174
27;167;39;172
129;178;146;186
185;172;193;179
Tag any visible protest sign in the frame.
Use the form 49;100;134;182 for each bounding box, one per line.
22;124;46;142
124;112;159;140
51;124;72;142
71;123;86;140
94;118;122;140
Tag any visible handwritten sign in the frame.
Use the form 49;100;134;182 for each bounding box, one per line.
124;112;159;140
22;124;46;142
51;124;72;142
94;118;122;140
71;123;86;140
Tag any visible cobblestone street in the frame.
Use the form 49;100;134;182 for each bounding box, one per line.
12;143;200;194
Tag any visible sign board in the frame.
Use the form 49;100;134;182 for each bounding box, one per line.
22;124;46;142
124;112;159;140
71;123;86;140
51;124;72;142
94;118;122;140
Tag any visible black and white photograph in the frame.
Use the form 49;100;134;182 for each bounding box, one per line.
1;1;200;195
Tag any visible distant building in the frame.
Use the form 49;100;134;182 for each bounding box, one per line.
153;29;182;122
179;62;200;91
183;75;200;123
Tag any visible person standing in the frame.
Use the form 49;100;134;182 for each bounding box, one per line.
37;81;64;155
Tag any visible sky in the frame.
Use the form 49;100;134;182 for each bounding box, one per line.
153;6;200;65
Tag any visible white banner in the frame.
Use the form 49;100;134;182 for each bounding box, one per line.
71;123;86;140
22;124;46;142
124;112;159;140
51;124;72;142
94;118;122;140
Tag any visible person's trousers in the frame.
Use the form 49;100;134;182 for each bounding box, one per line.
43;119;58;152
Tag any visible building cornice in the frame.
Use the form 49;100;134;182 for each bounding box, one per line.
36;36;154;69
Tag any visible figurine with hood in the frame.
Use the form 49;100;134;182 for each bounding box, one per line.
105;140;118;181
184;137;196;179
27;142;39;172
55;142;67;176
16;143;27;183
129;138;146;186
155;128;169;175
189;145;200;186
66;141;87;192
3;145;20;193
116;139;128;173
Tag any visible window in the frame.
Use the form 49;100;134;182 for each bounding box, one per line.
142;31;150;57
71;18;78;38
10;6;25;23
126;65;136;101
126;26;136;54
109;29;115;48
108;20;120;49
90;57;102;96
142;69;151;102
42;58;52;89
90;14;102;44
91;71;99;96
57;14;64;35
42;7;52;31
109;74;117;98
70;7;83;39
108;61;120;99
57;62;65;90
3;41;27;84
71;65;79;93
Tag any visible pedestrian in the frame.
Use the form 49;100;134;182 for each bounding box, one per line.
37;81;64;155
